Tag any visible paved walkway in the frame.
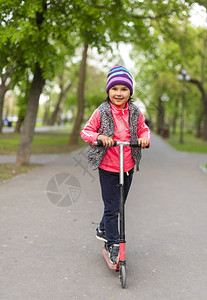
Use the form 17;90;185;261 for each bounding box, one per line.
0;134;207;300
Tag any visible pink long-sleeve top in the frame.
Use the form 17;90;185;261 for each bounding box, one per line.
81;102;151;172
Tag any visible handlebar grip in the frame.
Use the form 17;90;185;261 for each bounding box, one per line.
130;142;149;148
130;142;140;147
94;140;117;147
96;140;104;146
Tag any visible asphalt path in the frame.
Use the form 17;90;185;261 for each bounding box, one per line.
0;134;207;299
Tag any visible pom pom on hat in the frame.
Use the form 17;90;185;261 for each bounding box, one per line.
106;65;133;95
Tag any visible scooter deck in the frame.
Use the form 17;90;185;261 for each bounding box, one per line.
102;247;119;271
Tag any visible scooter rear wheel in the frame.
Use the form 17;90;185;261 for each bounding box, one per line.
119;265;126;288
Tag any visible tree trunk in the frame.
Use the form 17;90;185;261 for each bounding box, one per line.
195;110;203;138
69;43;88;146
172;114;177;135
200;36;207;140
48;79;72;126
195;124;202;139
189;78;207;140
16;1;46;165
14;115;24;133
0;87;7;133
202;99;207;140
16;64;45;165
44;101;50;125
48;92;64;126
156;96;165;135
0;69;12;133
171;99;179;134
15;80;31;132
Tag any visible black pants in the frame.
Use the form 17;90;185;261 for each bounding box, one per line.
98;167;134;248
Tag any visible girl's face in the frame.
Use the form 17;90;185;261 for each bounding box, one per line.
108;85;130;109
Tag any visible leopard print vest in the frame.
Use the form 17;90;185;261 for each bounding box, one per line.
88;101;142;171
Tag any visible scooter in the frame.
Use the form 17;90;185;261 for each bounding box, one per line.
94;140;140;288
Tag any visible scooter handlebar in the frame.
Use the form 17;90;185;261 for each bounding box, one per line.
130;142;140;147
94;140;142;147
94;140;117;147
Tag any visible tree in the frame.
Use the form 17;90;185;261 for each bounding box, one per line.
1;0;78;165
187;25;207;139
64;63;107;121
69;0;193;145
69;43;88;145
0;68;12;132
0;39;20;133
68;0;119;146
16;2;47;165
48;75;72;126
14;77;31;133
131;6;207;140
1;0;199;159
189;78;207;139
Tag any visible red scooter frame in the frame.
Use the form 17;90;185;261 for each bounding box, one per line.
95;140;140;288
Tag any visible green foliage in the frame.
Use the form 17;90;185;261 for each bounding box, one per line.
63;63;107;120
0;0;204;138
167;132;207;153
15;73;31;120
85;66;106;103
132;12;207;138
0;0;194;82
0;0;78;81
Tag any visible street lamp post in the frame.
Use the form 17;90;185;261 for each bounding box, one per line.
178;68;191;144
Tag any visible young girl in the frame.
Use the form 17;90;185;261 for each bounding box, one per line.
81;65;151;264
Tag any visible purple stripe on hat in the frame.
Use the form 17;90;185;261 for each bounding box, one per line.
107;71;133;83
106;65;134;95
108;77;133;86
106;77;133;95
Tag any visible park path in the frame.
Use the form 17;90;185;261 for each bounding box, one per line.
0;134;207;300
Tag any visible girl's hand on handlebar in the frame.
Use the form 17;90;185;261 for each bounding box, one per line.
138;137;149;149
98;135;114;148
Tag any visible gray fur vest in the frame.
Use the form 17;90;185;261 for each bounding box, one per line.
88;101;142;171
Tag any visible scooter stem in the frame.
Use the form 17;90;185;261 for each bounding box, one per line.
119;144;124;185
119;144;125;244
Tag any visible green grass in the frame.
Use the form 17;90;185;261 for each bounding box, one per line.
0;131;86;183
166;132;207;154
0;163;39;183
0;132;85;155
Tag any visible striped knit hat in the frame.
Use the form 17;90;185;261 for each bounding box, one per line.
106;65;133;95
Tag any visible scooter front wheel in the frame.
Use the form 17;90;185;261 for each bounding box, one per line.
119;264;126;288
